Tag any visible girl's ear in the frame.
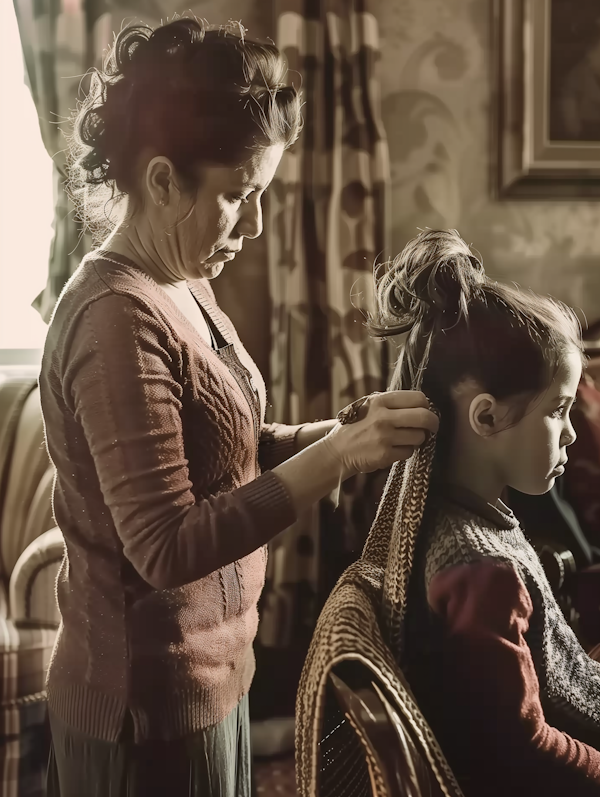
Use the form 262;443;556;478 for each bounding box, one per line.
468;393;500;437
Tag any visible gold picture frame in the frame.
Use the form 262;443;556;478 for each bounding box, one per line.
496;0;600;198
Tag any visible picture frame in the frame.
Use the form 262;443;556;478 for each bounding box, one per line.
496;0;600;199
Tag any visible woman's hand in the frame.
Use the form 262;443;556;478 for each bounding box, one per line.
322;391;439;477
273;391;439;516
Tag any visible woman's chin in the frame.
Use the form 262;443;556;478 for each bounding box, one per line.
197;262;225;280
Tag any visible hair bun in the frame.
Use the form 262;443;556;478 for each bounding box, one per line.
371;229;486;338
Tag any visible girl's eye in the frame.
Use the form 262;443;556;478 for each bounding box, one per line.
230;194;250;204
551;398;577;419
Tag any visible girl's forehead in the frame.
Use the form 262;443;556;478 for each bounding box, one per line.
552;350;583;388
534;351;582;407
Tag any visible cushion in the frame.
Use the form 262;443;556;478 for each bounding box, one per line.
0;388;52;576
22;467;56;559
0;379;39;580
10;528;63;627
0;694;49;797
0;619;56;703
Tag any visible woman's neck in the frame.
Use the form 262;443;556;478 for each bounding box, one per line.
101;222;184;288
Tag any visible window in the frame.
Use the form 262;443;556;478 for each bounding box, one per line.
0;2;55;362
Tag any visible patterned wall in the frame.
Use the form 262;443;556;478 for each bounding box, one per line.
378;0;600;325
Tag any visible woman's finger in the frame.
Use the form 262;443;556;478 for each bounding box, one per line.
376;390;429;410
386;427;428;448
386;445;419;465
383;406;440;435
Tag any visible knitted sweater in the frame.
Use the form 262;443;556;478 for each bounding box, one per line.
406;484;600;796
39;252;301;743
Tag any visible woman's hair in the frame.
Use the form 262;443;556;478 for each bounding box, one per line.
368;229;584;452
68;17;302;237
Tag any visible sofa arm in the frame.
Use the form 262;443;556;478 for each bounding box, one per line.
9;527;64;627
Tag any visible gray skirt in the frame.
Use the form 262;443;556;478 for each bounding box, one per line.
46;695;251;797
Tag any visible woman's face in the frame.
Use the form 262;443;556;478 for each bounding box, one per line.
156;144;284;281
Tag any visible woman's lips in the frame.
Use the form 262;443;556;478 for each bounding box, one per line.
206;249;237;264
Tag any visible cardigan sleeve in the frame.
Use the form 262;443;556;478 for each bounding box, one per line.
259;422;304;470
62;294;296;591
427;560;600;796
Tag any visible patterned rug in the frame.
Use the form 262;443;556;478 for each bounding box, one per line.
254;755;297;796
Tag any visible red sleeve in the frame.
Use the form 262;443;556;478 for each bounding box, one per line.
428;560;600;796
62;295;296;591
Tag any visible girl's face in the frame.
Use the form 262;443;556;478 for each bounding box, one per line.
498;349;581;495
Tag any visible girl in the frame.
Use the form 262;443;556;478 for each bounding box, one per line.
296;229;600;797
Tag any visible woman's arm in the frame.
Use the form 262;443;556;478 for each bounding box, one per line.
426;560;600;796
259;419;336;471
295;420;338;449
63;295;435;592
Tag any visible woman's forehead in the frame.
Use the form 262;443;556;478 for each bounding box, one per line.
200;145;284;189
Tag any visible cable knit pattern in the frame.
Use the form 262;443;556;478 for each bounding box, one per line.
39;252;300;743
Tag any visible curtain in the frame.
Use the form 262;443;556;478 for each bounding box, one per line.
257;0;390;665
12;0;92;321
11;0;212;322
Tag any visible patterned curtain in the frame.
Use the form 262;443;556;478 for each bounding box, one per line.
257;0;390;664
11;0;212;322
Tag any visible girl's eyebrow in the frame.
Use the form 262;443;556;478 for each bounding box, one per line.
552;393;575;403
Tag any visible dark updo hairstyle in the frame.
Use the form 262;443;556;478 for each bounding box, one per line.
369;229;584;457
68;17;302;238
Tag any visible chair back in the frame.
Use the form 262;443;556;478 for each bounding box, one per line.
327;667;447;797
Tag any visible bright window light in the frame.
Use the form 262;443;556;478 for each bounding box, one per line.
0;2;54;350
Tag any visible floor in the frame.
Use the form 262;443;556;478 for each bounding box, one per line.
254;755;297;796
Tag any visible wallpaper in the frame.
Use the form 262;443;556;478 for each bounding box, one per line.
378;0;600;326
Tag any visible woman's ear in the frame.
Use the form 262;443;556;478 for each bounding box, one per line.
468;393;500;437
145;156;179;207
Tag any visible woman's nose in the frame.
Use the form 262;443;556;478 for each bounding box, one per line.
237;198;263;240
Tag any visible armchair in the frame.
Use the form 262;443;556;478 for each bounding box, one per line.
0;377;63;796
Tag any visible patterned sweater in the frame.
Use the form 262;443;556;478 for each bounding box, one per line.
40;252;301;743
406;484;600;796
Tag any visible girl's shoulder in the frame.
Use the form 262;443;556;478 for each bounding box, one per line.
422;500;519;589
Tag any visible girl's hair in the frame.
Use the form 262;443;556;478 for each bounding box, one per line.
68;17;302;238
368;229;584;450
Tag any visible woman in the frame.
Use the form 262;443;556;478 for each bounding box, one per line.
39;17;438;797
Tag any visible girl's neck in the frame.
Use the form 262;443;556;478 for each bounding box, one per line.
441;449;505;506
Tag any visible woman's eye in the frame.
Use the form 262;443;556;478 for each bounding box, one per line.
552;405;567;419
230;194;250;204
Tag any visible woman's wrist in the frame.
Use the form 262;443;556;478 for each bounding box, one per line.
295;419;338;451
273;435;345;515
